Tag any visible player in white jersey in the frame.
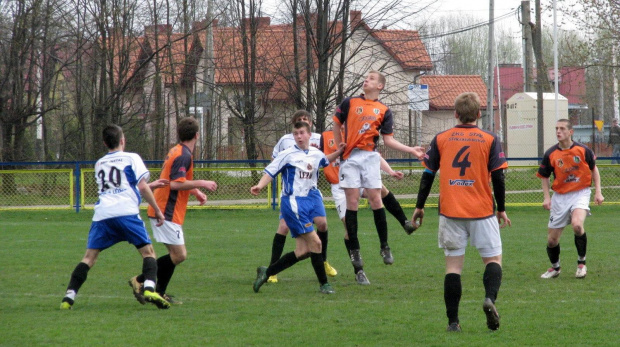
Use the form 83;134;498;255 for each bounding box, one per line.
266;110;337;284
60;124;169;310
252;121;345;294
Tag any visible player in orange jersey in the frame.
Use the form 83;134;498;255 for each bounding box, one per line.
321;129;416;285
412;92;511;332
129;117;217;307
537;119;604;280
332;71;424;283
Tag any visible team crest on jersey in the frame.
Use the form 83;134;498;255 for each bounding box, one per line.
328;139;334;147
373;108;380;115
556;158;564;168
307;163;313;171
573;156;581;163
356;106;363;115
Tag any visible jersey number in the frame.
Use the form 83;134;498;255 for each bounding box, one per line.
452;146;472;176
98;167;122;192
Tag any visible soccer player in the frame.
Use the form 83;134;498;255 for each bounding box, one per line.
266;110;337;284
332;70;424;278
60;124;169;310
321;129;417;285
129;117;217;306
538;119;604;279
251;122;345;294
411;92;511;332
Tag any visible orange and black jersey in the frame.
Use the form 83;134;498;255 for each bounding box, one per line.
320;130;341;184
536;141;595;194
332;95;394;159
147;144;194;225
423;124;508;219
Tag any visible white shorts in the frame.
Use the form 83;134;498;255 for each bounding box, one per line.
438;215;502;257
339;149;382;189
548;188;591;229
149;219;185;245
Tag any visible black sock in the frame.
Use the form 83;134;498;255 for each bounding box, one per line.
546;244;561;268
345;210;359;249
575;233;587;264
483;262;502;303
142;256;158;292
444;273;462;325
318;229;328;262
344;238;352;254
266;251;299;277
310;252;328;285
67;262;90;294
373;208;388;248
155;254;176;294
270;233;287;265
382;191;407;226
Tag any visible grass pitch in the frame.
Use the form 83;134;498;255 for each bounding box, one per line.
1;206;619;346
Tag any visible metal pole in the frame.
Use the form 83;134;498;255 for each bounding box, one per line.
553;0;559;120
487;0;495;131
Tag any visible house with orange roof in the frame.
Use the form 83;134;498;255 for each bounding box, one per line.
417;75;498;146
110;11;433;159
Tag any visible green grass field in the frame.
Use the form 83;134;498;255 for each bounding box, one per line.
1;206;619;346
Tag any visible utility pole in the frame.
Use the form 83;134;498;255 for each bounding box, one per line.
534;0;545;158
203;0;215;159
486;0;495;132
522;1;534;92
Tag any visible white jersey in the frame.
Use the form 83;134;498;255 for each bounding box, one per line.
272;132;321;159
92;151;150;221
265;145;329;197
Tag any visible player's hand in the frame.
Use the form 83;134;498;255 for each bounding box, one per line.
250;185;262;196
390;170;404;180
154;210;165;227
497;211;511;228
411;146;425;160
149;179;169;189
195;190;208;205
412;208;424;227
337;142;346;152
201;180;218;192
542;197;551;210
594;192;604;205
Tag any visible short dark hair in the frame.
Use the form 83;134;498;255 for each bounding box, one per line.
178;117;199;142
292;110;312;125
454;92;481;123
293;121;311;134
557;118;573;130
102;124;123;149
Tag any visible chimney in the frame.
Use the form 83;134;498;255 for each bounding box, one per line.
144;24;173;36
350;10;362;28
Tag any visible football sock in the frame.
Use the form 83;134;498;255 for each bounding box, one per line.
270;233;287;265
266;251;299;277
345;210;360;249
382;191;407;226
67;262;90;294
155;254;175;294
139;256;157;292
318;229;329;261
310;252;328;285
575;233;587;264
444;273;462;324
483;262;502;303
373;208;389;248
546;244;561;268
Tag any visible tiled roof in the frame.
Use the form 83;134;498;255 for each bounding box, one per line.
419;75;495;110
369;30;433;71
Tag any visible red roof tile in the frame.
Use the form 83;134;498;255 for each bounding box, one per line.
419;75;495;110
370;30;432;71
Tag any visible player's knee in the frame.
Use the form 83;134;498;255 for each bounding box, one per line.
170;252;187;265
572;223;584;235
